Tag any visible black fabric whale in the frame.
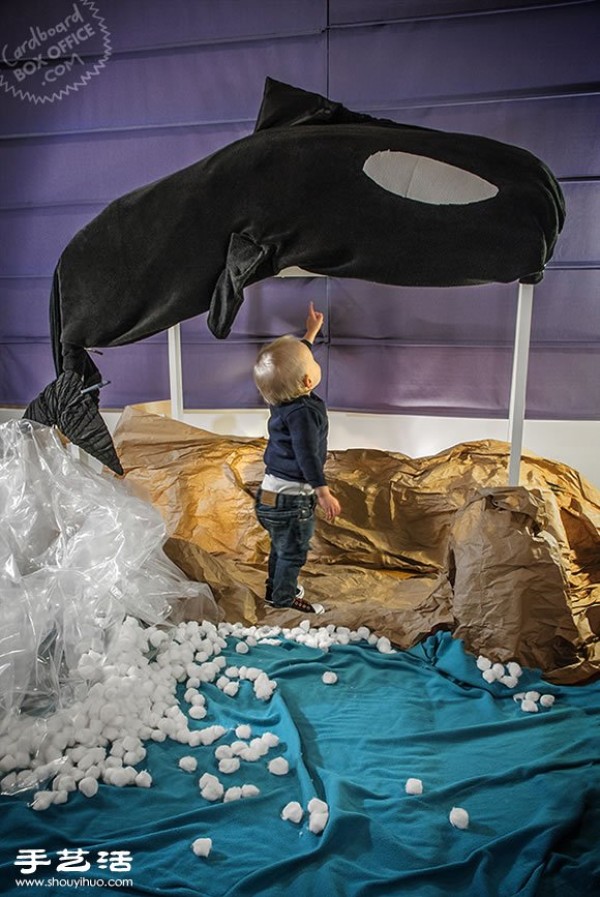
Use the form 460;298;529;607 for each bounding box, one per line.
24;77;565;472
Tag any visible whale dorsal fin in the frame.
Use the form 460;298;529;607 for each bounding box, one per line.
254;77;426;133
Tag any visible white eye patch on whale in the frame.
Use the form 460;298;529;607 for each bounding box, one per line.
363;150;499;205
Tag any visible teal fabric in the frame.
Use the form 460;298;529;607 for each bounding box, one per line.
1;632;599;896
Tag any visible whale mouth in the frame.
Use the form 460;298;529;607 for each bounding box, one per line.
362;150;499;205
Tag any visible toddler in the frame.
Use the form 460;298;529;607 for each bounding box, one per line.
253;302;341;613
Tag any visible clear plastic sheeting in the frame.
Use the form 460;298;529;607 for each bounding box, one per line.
0;419;216;725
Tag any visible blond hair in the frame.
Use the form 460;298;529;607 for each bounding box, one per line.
253;335;309;405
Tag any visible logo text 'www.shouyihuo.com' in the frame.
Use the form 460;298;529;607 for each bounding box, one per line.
1;1;111;104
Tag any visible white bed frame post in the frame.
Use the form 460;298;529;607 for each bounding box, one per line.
168;324;184;420
507;282;534;487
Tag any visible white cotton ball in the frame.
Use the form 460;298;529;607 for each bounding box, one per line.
540;694;556;708
241;784;260;798
226;667;240;678
1;772;17;793
513;693;526;702
218;758;240;775
191;694;206;707
135;771;152;788
53;790;68;805
376;636;394;654
521;700;539;713
525;691;540;703
476;655;492;671
307;797;328;814
240;747;262;762
281;801;304;823
322;671;338;685
230;741;248;756
268;757;289;776
223;786;243;802
189;705;207;720
356;626;370;640
482;669;497;684
54;775;77;793
111;768;132;787
151;730;167;743
405;778;423;795
261;732;279;748
223;682;239;697
250;738;269;757
149;630;168;648
31;791;54;811
449;807;469;829
236;642;250;655
308;810;329;834
235;725;251;740
499;676;519;689
214;745;233;761
199;773;224;802
199;726;226;746
507;661;522;678
491;663;505;679
79;777;99;798
191;837;212;857
0;755;17;774
179;756;198;773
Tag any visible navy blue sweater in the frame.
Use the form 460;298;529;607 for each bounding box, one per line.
264;392;329;488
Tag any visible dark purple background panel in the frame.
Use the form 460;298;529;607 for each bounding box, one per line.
329;4;599;106
0;0;598;419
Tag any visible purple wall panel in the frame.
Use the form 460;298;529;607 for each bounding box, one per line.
361;95;600;181
327;280;517;343
551;182;600;265
0;206;100;277
0;344;56;406
0;0;325;56
327;344;513;416
329;0;574;25
0;124;252;207
329;5;599;105
0;35;326;136
84;339;170;408
0;278;52;340
0;1;597;419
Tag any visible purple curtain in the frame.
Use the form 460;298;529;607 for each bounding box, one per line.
1;0;598;419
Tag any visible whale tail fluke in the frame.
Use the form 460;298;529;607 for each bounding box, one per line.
23;370;123;475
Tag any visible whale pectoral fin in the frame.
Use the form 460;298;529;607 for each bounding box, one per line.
208;232;271;339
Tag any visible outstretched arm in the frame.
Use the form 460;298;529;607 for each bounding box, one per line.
304;301;324;344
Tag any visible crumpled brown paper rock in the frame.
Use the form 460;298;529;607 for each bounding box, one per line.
113;405;600;684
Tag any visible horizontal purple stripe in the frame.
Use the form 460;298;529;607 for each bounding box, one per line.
0;123;252;207
1;0;325;58
329;4;599;106
0;34;326;137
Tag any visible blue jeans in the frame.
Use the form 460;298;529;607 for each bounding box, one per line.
255;489;316;607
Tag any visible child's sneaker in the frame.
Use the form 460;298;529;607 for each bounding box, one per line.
288;595;325;614
265;585;304;608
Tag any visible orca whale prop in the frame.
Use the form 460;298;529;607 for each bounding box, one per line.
24;77;565;473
